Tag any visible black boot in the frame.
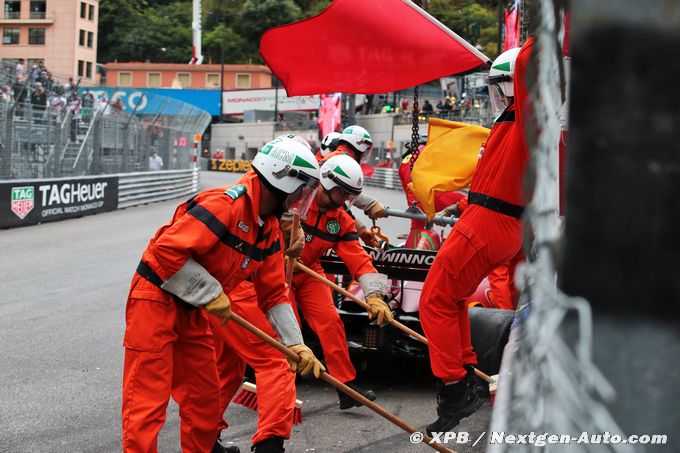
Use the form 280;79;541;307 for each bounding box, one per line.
251;436;285;453
464;365;489;398
425;379;482;436
338;380;377;410
213;435;240;453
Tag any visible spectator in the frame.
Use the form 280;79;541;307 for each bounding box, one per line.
30;82;48;122
422;99;434;116
149;150;164;171
29;64;41;86
12;79;27;116
15;59;25;83
49;89;67;121
212;149;224;160
400;97;409;112
67;92;81;141
81;89;95;123
1;85;13;103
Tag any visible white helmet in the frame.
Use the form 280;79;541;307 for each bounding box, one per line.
252;136;320;217
338;125;373;158
320;131;341;157
276;134;313;152
488;47;521;114
319;154;363;209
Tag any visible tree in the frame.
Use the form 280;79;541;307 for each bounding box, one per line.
236;0;302;60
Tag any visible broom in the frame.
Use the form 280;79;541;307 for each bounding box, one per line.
233;381;304;425
230;312;455;453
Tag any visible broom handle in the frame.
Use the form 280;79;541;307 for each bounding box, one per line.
285;213;301;285
229;312;454;453
294;261;495;385
294;261;428;343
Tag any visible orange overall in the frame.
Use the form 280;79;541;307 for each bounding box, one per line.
290;199;376;383
209;281;296;446
122;171;290;453
420;37;533;383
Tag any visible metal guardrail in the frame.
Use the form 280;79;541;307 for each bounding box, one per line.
117;168;200;209
363;167;402;190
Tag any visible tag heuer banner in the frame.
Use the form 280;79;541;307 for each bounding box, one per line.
0;176;119;228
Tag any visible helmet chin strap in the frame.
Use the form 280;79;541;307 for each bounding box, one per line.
253;167;288;218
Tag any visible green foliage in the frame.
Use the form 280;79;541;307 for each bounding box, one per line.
99;0;500;64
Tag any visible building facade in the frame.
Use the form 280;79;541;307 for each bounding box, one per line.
102;62;273;90
1;0;98;84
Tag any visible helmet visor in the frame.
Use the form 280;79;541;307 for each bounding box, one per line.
327;186;359;209
285;175;319;220
489;83;509;116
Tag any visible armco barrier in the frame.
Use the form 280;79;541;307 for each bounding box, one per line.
1;169;200;228
117;168;200;209
363;168;401;190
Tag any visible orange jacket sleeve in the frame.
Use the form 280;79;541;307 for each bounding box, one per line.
333;211;377;279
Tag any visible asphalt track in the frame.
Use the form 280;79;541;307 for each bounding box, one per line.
0;170;491;453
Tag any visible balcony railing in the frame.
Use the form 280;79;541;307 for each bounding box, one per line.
30;11;46;19
4;11;21;19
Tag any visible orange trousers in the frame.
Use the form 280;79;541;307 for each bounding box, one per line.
122;275;220;453
488;250;524;310
290;266;356;383
209;283;296;446
420;206;521;382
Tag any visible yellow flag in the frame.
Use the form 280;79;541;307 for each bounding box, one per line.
408;119;490;218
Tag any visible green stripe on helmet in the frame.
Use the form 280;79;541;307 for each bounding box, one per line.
333;165;349;178
293;155;316;169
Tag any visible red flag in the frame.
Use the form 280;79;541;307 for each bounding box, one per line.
260;0;490;96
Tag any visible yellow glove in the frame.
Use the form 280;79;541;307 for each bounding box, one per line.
204;292;232;325
287;344;325;378
365;294;394;325
285;224;305;258
366;201;386;220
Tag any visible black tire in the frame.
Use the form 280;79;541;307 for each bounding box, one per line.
468;307;514;375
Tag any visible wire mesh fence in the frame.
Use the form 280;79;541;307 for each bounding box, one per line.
0;61;212;180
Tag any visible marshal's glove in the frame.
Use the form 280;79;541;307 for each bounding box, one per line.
283;255;301;274
365;200;386;219
204;292;232;325
285;223;305;258
365;294;394;325
287;343;325;378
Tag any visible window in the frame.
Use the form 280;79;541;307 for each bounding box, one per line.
29;0;45;19
88;4;94;21
28;28;45;45
147;72;161;87
236;73;251;89
79;29;85;46
4;1;20;19
87;31;93;48
80;2;86;19
86;62;92;79
176;72;191;88
206;73;220;88
77;60;84;77
2;28;19;45
118;72;132;87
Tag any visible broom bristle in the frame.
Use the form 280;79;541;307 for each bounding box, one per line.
292;407;303;426
233;382;258;410
233;382;305;425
